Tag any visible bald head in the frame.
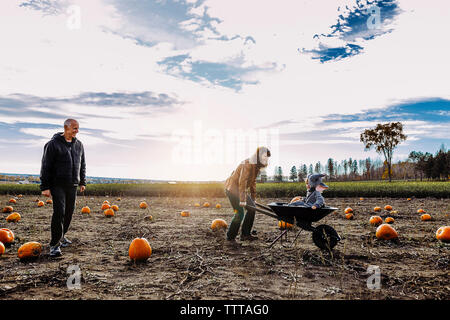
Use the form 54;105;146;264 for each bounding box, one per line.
63;119;79;141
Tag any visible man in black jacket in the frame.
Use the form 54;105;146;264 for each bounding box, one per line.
40;119;86;257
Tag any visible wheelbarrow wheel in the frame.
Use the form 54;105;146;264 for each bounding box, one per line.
312;224;340;251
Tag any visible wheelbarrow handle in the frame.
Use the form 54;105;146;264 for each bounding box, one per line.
245;203;281;220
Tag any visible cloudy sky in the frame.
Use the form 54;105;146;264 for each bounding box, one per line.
0;0;449;181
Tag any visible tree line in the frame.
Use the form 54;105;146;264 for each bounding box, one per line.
262;145;449;183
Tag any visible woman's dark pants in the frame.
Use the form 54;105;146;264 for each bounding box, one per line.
49;185;77;247
225;189;255;240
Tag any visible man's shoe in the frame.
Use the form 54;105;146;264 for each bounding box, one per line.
61;237;72;248
49;245;62;257
240;234;259;241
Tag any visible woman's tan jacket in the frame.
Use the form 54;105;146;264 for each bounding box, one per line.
224;159;261;202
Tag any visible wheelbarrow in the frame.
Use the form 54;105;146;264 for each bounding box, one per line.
245;196;340;251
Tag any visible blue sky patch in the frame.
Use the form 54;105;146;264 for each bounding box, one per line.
302;0;401;62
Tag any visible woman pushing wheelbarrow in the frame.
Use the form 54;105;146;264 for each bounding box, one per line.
224;146;271;242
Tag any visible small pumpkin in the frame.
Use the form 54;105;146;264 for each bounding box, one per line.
111;205;119;212
103;200;110;205
278;220;293;229
215;204;222;209
6;212;21;223
417;209;426;214
0;242;5;256
116;198;121;201
384;205;393;211
375;224;398;240
211;219;228;231
181;211;190;217
436;226;450;243
344;207;353;214
17;242;42;260
37;201;45;207
420;214;432;221
345;213;354;220
104;209;115;217
101;203;110;210
139;202;148;209
290;196;302;204
385;217;395;224
2;206;14;213
203;202;210;208
374;207;382;212
9;198;16;204
144;215;153;221
46;199;53;204
194;203;201;207
369;216;383;226
407;198;412;201
129;238;152;262
359;197;364;201
81;206;91;214
0;228;14;244
17;194;23;198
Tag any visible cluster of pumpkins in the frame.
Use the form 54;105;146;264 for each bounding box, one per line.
0;228;42;260
341;201;450;243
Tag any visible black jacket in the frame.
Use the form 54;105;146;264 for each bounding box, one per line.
40;132;86;191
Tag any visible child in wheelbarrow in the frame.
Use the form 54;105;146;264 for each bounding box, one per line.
289;173;328;209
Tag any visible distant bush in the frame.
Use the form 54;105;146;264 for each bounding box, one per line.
0;181;448;198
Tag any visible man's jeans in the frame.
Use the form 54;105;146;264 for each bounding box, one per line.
49;185;77;247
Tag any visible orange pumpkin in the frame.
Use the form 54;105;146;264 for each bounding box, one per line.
359;197;364;201
139;202;148;209
374;207;382;212
37;201;45;207
129;238;152;262
46;199;53;204
436;226;450;243
111;205;119;212
215;204;222;209
181;211;190;217
103;200;110;204
278;220;293;229
384;205;393;211
17;194;23;198
369;216;383;226
0;228;14;244
2;206;13;213
203;202;210;208
104;209;115;217
6;212;21;223
344;207;353;214
417;209;426;214
9;198;16;204
194;203;201;207
101;203;110;210
345;213;354;220
407;198;412;201
211;219;228;231
0;242;5;256
376;224;398;240
421;214;432;221
290;196;302;204
385;217;395;224
17;242;42;260
81;206;91;214
116;198;121;201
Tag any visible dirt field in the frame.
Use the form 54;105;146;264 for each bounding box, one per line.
0;195;449;300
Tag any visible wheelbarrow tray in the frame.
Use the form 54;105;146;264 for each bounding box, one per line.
267;202;338;223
